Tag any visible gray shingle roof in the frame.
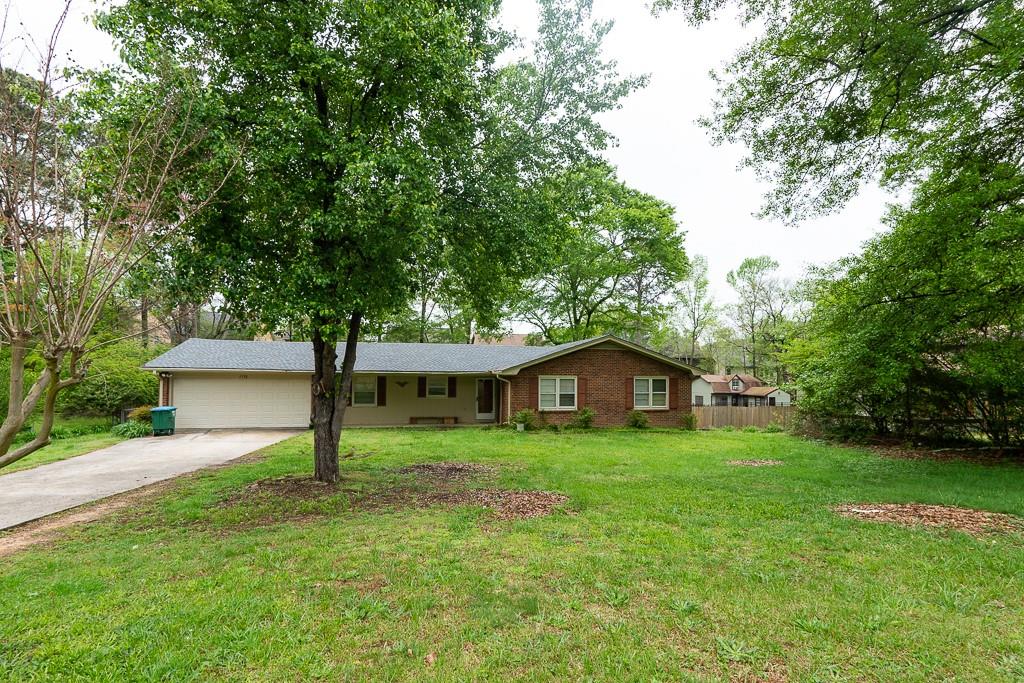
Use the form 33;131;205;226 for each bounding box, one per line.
144;337;599;374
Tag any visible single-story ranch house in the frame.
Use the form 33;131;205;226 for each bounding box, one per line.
145;335;697;430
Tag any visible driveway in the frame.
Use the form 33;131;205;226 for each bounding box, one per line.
0;429;302;530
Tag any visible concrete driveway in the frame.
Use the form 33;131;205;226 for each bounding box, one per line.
0;429;302;530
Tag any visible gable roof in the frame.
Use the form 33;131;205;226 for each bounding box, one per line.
143;334;696;376
740;386;778;397
698;373;769;393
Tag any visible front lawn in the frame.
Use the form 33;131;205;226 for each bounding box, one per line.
2;429;1022;681
1;416;123;474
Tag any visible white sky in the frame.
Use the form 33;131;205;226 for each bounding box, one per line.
8;0;891;306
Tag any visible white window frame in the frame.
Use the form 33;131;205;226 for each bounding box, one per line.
426;376;448;398
730;378;741;391
352;375;377;407
634;376;669;410
539;376;577;411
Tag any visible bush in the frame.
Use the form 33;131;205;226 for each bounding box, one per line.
718;425;736;432
569;407;596;429
763;422;785;433
128;405;154;423
680;413;697;431
545;423;561;433
742;425;761;433
512;408;536;430
58;341;165;417
111;420;152;439
626;410;649;429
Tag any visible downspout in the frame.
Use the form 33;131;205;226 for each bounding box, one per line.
493;372;512;425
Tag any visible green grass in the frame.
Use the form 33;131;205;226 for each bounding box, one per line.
2;416;123;474
2;429;1023;681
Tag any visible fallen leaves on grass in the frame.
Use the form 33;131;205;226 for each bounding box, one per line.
835;503;1024;536
423;489;568;521
217;463;566;524
728;460;783;467
397;461;495;479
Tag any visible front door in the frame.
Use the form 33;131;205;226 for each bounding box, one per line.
476;378;495;421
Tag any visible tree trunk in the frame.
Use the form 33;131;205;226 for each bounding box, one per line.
0;358;74;469
141;295;149;348
310;311;362;483
0;338;52;459
311;325;340;483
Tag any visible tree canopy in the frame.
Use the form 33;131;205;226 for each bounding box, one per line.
101;0;642;480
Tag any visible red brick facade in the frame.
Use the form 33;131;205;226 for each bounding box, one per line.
504;346;693;427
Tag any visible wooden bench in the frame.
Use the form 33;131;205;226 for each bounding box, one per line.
409;416;458;426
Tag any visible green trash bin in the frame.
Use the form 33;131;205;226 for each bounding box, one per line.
151;406;176;436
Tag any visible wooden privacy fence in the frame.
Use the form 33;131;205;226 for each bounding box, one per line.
694;406;795;430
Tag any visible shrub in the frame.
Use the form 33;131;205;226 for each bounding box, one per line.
59;341;165;416
545;423;561;433
763;422;785;433
679;413;697;431
626;410;649;429
127;405;154;423
111;420;152;439
570;407;596;429
742;425;761;433
718;425;736;432
512;408;536;430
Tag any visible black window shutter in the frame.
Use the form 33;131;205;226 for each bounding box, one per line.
417;376;427;398
377;376;387;407
448;376;457;398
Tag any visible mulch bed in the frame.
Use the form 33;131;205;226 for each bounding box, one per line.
728;459;784;467
834;503;1024;536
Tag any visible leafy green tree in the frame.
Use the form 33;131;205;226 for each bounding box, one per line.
655;0;1024;222
658;0;1023;439
791;170;1024;444
676;254;717;359
517;164;687;343
102;0;640;481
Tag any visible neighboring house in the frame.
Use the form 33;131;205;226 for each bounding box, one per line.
471;333;530;346
691;374;791;408
145;334;697;430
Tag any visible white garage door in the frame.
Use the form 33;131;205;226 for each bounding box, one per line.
172;373;311;429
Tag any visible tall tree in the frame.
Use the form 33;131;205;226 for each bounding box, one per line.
0;7;223;469
676;254;716;359
103;0;640;482
517;164;686;343
725;256;777;377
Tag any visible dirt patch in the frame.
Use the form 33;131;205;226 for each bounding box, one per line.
835;503;1024;536
396;461;495;479
219;475;342;506
728;459;783;467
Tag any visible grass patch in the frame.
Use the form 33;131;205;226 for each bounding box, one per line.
2;416;123;474
1;428;1023;680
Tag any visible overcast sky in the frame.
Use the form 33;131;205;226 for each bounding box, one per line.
8;0;891;306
